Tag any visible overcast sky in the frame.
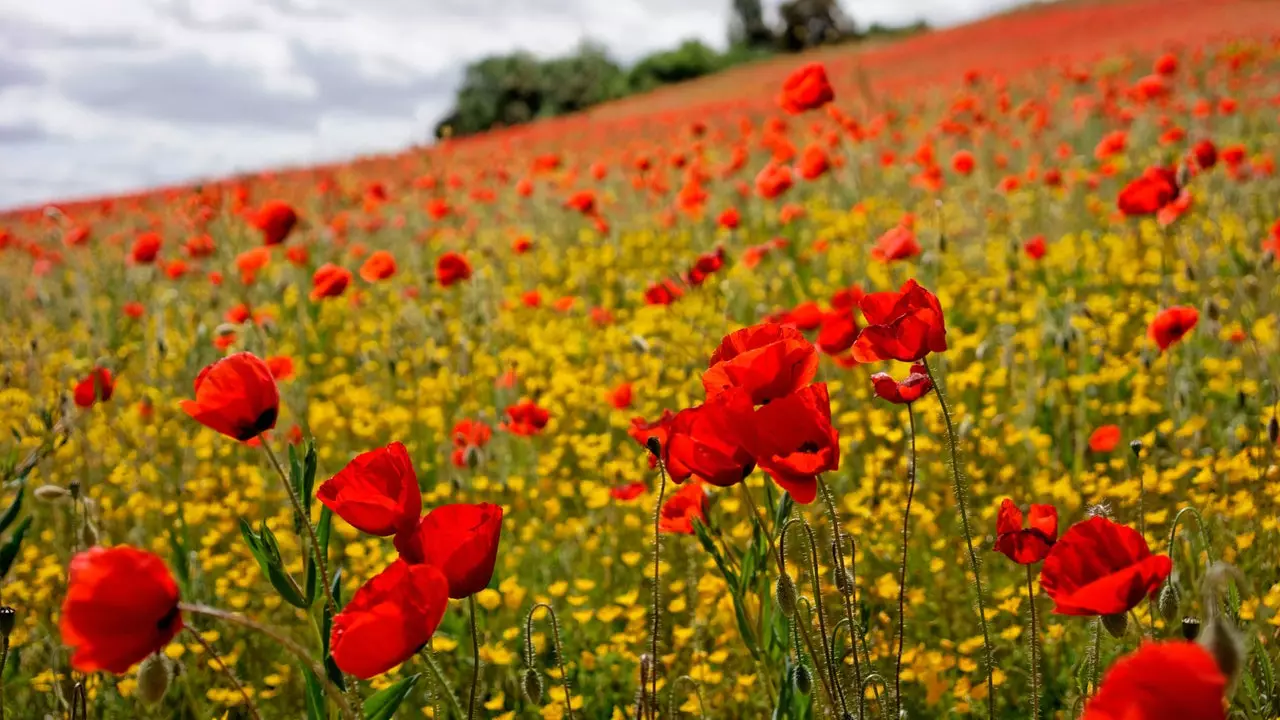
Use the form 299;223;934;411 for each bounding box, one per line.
0;0;1017;210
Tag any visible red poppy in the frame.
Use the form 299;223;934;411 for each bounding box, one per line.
871;225;921;263
123;301;145;319
180;352;279;441
796;144;830;180
330;559;448;679
688;247;726;286
1089;425;1122;453
1153;53;1178;76
779;63;834;114
952;150;975;175
512;236;533;254
74;367;115;408
565;190;597;215
310;264;352;301
1149;306;1199;351
396;503;503;598
703;323;819;405
610;481;647;501
1083;642;1226;720
746;383;839;504
436;252;472;287
870;363;932;404
717;207;741;230
1040;516;1172;616
659;481;708;534
816;309;859;355
502;399;549;436
252;200;298;246
131;232;162;264
851;279;948;363
629;411;674;454
754;164;793;199
265;355;295;381
1117;167;1179;216
1024;235;1047;260
995;499;1058;564
787;301;824;331
644;279;683;306
666;389;756;487
359;250;397;283
452;419;492;450
318;442;422;537
60;546;182;674
607;382;633;410
1157;191;1193;227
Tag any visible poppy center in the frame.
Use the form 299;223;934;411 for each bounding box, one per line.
798;441;820;454
157;603;180;631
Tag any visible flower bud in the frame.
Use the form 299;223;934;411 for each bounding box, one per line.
1269;416;1278;445
523;668;543;704
0;606;14;638
833;564;851;597
1158;582;1180;623
1181;617;1201;641
1199;613;1244;690
33;484;70;502
80;521;99;548
136;653;171;706
1102;612;1128;639
775;574;797;619
792;663;812;695
645;437;661;457
1129;439;1143;458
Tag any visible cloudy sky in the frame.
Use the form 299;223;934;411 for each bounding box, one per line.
0;0;1017;210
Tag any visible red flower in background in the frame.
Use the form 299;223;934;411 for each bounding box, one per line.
74;367;115;408
951;150;975;175
1024;235;1047;260
359;250;397;283
747;383;839;504
607;382;633;409
659;481;708;534
755;163;793;199
871;225;921;263
1191;140;1217;170
852;279;948;363
666;389;756;487
995;499;1058;564
1149;306;1198;351
703;323;818;405
265;355;294;381
645;279;684;306
1040;516;1172;616
779;63;834;114
717;207;741;230
503;399;549;436
436;252;472;287
252;200;298;246
180;352;279;441
1089;425;1122;453
60;546;182;673
1117;166;1179;216
796;144;830;180
131;232;162;264
787;301;824;331
816;309;859;355
1083;642;1225;720
870;363;932;404
565;190;597;215
610;481;647;501
397;503;503;598
123;302;145;319
310;263;352;300
330;559;448;679
450;418;492;468
318;441;422;537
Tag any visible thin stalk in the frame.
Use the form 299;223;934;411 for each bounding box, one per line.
467;595;481;720
816;476;876;716
737;483;781;572
525;603;575;720
184;626;261;720
1025;566;1041;720
1089;617;1102;697
259;437;337;617
179;603;355;720
420;648;466;720
794;599;838;711
784;518;848;716
648;461;669;720
0;635;7;720
895;407;919;716
923;359;996;719
1132;455;1155;626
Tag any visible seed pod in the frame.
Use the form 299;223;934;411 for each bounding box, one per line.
1158;582;1180;623
1129;439;1143;458
1102;612;1128;639
0;606;14;638
523;668;543;704
136;654;171;706
775;574;797;619
1181;617;1202;641
33;485;70;502
792;663;812;695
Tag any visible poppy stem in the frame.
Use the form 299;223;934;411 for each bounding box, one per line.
467;595;481;720
1089;616;1102;696
736;482;781;572
816;476;877;717
894;406;919;717
792;597;839;710
179;603;355;720
419;647;465;720
784;518;848;716
183;626;262;720
648;462;668;720
922;359;996;719
525;603;575;720
1025;565;1041;719
258;436;337;618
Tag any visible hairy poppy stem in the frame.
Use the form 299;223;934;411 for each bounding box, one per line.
894;406;919;716
816;476;877;716
923;359;996;719
420;647;465;720
648;462;668;720
783;518;848;716
525;603;575;720
1025;565;1041;719
737;483;781;572
179;603;355;720
467;595;481;720
792;598;838;710
183;625;261;720
258;437;337;618
1089;617;1102;696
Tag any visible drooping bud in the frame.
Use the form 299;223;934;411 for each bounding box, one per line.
1181;617;1201;641
0;606;15;638
1158;582;1180;623
136;653;171;706
523;668;543;704
1102;612;1128;639
775;574;797;619
833;564;852;597
33;484;70;502
792;663;812;695
1129;439;1144;458
1199;612;1245;690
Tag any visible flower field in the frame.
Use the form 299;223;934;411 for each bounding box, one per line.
2;0;1280;717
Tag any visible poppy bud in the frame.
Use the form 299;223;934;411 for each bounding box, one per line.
775;574;797;619
1199;612;1244;690
523;668;543;704
833;564;852;597
0;606;14;638
80;522;98;548
1176;162;1191;188
1263;250;1275;267
1182;617;1201;641
68;479;81;500
1269;416;1279;445
645;436;662;457
630;335;651;353
136;653;171;706
1206;300;1220;321
1158;582;1180;622
1129;439;1143;457
792;663;812;695
1102;612;1128;639
34;484;70;502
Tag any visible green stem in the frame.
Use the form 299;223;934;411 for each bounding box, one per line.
1090;617;1102;697
1026;565;1041;720
259;437;337;618
923;359;996;719
184;626;262;720
816;476;875;716
467;595;481;720
420;648;466;720
648;463;668;720
895;407;919;716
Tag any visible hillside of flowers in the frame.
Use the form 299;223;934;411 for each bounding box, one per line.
1;0;1279;717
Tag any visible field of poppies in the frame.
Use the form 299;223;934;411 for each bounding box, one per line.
1;0;1280;718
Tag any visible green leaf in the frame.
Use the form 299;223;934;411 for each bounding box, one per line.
324;567;346;691
772;492;793;540
0;485;23;536
168;526;191;595
362;674;421;720
289;445;306;537
305;507;333;606
241;519;308;608
0;516;32;580
303;665;326;720
691;518;738;592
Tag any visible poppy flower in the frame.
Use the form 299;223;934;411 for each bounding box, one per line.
747;383;839;504
1153;53;1179;76
451;419;492;450
610;481;647;502
787;301;824;331
1024;235;1047;260
659;481;709;535
1149;306;1199;351
952;150;975;175
644;279;683;306
1191;140;1217;170
565;190;597;216
1117;167;1179;216
60;546;182;674
754;164;793;199
359;250;397;283
871;225;921;263
122;301;145;319
310;264;352;301
666;389;756;487
870;363;933;404
1082;642;1226;720
330;559;449;679
265;355;295;381
779;63;834;114
318;442;422;537
994;499;1058;564
252;200;298;246
816;309;859;356
74;367;115;408
502;399;549;436
796;144;830;180
396;503;503;598
700;322;817;404
717;207;741;230
607;382;633;410
629;411;675;454
131;232;162;264
180;352;280;441
851;279;948;363
688;247;726;286
1039;516;1172;616
436;252;472;287
1089;425;1122;453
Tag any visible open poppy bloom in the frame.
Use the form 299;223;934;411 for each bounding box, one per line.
870;363;933;404
1040;516;1172;616
131;232;162;265
330;559;449;679
435;252;472;287
310;263;352;300
396;503;503;598
870;225;921;263
659;481;708;534
1149;306;1199;351
994;499;1058;564
265;355;294;381
607;382;633;409
1089;425;1122;453
359;250;397;282
1083;642;1226;720
746;383;839;504
318;441;422;537
610;481;647;501
180;352;279;441
1117;166;1179;216
665;388;756;487
851;279;948;363
502;399;549;436
816;309;859;355
702;323;819;405
252;200;298;246
778;62;834;114
60;546;183;674
74;367;115;408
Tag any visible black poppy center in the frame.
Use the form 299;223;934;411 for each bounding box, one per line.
157;603;180;632
798;441;820;454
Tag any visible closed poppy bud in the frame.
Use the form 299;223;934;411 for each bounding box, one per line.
792;663;812;695
523;668;543;704
775;573;797;618
136;653;171;706
0;606;14;638
318;442;422;537
1129;439;1144;457
397;503;503;599
1269;416;1278;445
180;352;279;442
330;560;449;679
1182;617;1202;641
1159;581;1180;622
1102;612;1128;638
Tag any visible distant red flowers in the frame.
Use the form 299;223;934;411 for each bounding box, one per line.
131;232;162;264
436;252;472;287
318;441;422;537
1149;306;1198;351
450;419;492;468
180;352;279;441
1083;642;1226;720
503;399;549;436
871;224;921;263
995;499;1058;564
1040;516;1171;616
310;263;352;300
60;546;182;673
851;280;947;363
1089;425;1122;453
359;250;397;283
251;200;298;246
779;63;834;114
74;367;114;408
1117;166;1179;216
330;559;448;679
